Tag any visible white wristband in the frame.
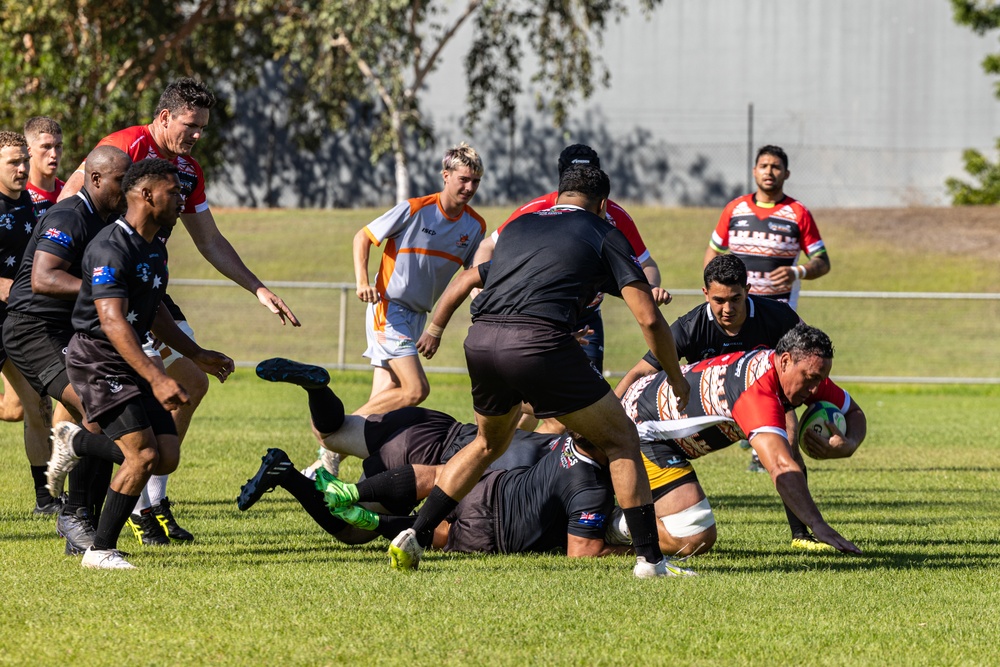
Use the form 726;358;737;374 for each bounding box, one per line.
426;323;444;338
795;265;807;280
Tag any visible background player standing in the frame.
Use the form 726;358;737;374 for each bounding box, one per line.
24;116;65;219
352;142;485;415
0;131;56;512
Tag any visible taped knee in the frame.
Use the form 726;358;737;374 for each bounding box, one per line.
660;498;716;538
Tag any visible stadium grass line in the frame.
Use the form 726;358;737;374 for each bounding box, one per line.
1;376;999;665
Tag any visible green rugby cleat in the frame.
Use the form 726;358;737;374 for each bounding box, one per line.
314;468;359;509
332;504;380;532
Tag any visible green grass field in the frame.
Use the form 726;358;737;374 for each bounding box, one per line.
0;207;998;665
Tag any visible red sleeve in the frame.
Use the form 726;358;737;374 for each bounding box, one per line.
805;378;848;412
794;202;826;257
606;200;648;259
177;157;208;215
731;371;788;440
499;192;558;233
95;126;146;160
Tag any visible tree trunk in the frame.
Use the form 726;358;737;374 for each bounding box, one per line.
392;110;410;202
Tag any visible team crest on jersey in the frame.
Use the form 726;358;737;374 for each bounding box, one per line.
559;441;579;469
455;234;469;248
136;262;151;283
0;213;13;230
105;376;125;394
767;222;792;233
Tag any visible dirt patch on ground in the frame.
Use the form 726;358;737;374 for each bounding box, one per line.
816;207;1000;261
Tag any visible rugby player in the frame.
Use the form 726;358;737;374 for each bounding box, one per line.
0;130;57;513
613;254;831;551
469;144;669;374
615;323;865;557
238;362;633;560
60;78;297;540
400;165;692;578
703;145;832;473
352;142;485;415
5;146;132;551
48;159;233;569
24;116;65;219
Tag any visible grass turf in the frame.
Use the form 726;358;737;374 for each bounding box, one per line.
0;206;997;664
0;378;998;665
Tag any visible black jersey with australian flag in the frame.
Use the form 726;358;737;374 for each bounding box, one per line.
72;217;168;343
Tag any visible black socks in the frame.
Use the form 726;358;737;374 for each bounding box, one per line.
280;471;349;537
93;488;140;551
307;387;346;434
411;486;459;548
623;504;662;563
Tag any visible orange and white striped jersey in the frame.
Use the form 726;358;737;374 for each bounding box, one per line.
364;193;486;314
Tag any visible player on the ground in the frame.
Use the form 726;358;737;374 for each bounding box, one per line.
352;142;485;416
704;145;832;472
470;144;670;375
397;165;691;578
60;78;298;541
48;159;233;569
615;323;865;557
0;130;58;513
612;255;830;551
239;359;631;559
5;146;132;552
24;116;65;219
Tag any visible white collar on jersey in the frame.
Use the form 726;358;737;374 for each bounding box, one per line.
566;437;601;468
113;217;134;235
74;191;95;215
705;296;756;321
549;204;585;212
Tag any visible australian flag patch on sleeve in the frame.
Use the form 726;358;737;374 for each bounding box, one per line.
92;266;117;285
43;228;72;248
578;511;605;528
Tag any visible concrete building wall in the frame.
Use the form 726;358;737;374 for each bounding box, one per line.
210;0;1000;208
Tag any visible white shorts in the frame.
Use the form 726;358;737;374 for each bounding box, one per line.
363;302;425;368
142;320;195;370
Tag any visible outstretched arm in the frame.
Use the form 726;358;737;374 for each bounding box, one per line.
416;267;484;359
621;282;689;410
752;431;861;554
181;209;300;326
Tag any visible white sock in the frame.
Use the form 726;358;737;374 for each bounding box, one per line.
134;487;152;512
147;474;168;506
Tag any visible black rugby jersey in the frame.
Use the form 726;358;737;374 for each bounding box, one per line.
642;296;801;369
472;205;646;331
0;190;36;283
8;190;111;323
72;218;169;342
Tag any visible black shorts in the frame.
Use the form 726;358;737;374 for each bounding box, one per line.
0;306;9;369
97;394;177;441
361;407;464;478
66;332;151;422
464;316;610;419
3;310;73;399
443;469;504;554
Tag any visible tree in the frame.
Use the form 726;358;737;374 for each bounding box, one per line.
949;0;1000;203
242;0;662;201
0;0;255;174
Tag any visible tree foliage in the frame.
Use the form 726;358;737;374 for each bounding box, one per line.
950;0;1000;203
0;1;256;174
0;0;661;200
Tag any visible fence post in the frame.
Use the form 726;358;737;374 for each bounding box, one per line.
747;102;754;193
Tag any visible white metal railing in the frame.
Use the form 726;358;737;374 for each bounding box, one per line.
169;279;1000;384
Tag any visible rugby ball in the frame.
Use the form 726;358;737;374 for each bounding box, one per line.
797;401;846;457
